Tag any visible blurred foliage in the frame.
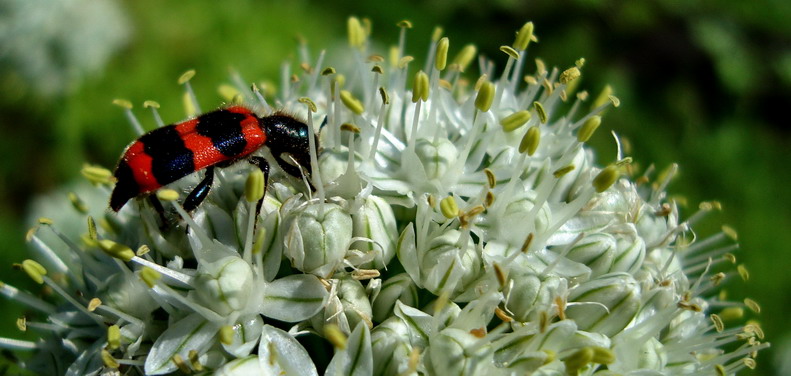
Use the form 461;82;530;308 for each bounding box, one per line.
0;0;788;374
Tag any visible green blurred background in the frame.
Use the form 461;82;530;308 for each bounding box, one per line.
0;0;788;374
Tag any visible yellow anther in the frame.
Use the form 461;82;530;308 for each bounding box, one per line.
219;325;235;345
340;90;364;115
245;168;265;203
347;17;365;49
68;192;88;213
500;110;531;132
188;350;204;372
321;67;336;76
218;84;241;102
340;123;361;133
609;95;621;107
137;244;151;256
88;297;101;312
564;347;594;372
324;324;347;350
553;164;575;178
535;59;547;75
143;100;160;109
156;189;179;202
475;81;495;112
435;37;449;71
107;325;121;350
451;44;477;72
177;70;196;85
485;191;495;207
559;66;581;84
722;225;738;241
513;22;534;50
737;264;749;281
592;85;613;109
484;168;496;188
519;126;540;156
577;115;601;142
21;260;47;284
500;45;520;60
379;87;390;105
87;216;98;240
710;314;724;332
37;217;53;225
412;71;430;103
140;267;161;288
744;298;760;313
524;75;538;85
16;317;26;331
172;354;190;374
440;196;459;219
593;166;620;193
368;55;385;63
397;20;413;29
590;346;615;364
98;239;135;262
101;350;119;369
297;97;317;113
397;56;414;69
112;99;132;109
533;101;547;123
81;164;114;185
431;26;444;42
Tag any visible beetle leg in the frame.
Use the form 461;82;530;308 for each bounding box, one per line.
248;156;270;221
183;167;215;212
147;194;169;227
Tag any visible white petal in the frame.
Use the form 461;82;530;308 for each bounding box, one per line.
261;274;329;322
258;325;318;376
144;312;219;375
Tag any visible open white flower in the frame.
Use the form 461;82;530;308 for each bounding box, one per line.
1;17;767;375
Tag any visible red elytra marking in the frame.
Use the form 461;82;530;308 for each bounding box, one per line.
183;132;226;170
239;113;267;155
124;141;160;193
226;105;255;115
174;118;199;135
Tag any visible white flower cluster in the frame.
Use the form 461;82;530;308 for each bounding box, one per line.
2;18;767;376
0;0;130;96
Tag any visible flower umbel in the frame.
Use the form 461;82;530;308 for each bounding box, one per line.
3;18;768;375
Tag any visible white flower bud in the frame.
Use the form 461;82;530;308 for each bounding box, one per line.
221;315;263;357
99;272;159;319
337;276;373;331
371;317;413;376
610;233;646;274
479;192;551;247
311;276;372;334
566;232;616;277
352;195;398;269
414;138;458;180
566;273;641;337
427;328;492;375
371;273;418;323
503;273;560;322
421;230;483;298
192;256;253;315
283;203;352;277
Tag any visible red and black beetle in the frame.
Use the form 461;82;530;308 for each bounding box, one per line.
110;105;314;213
